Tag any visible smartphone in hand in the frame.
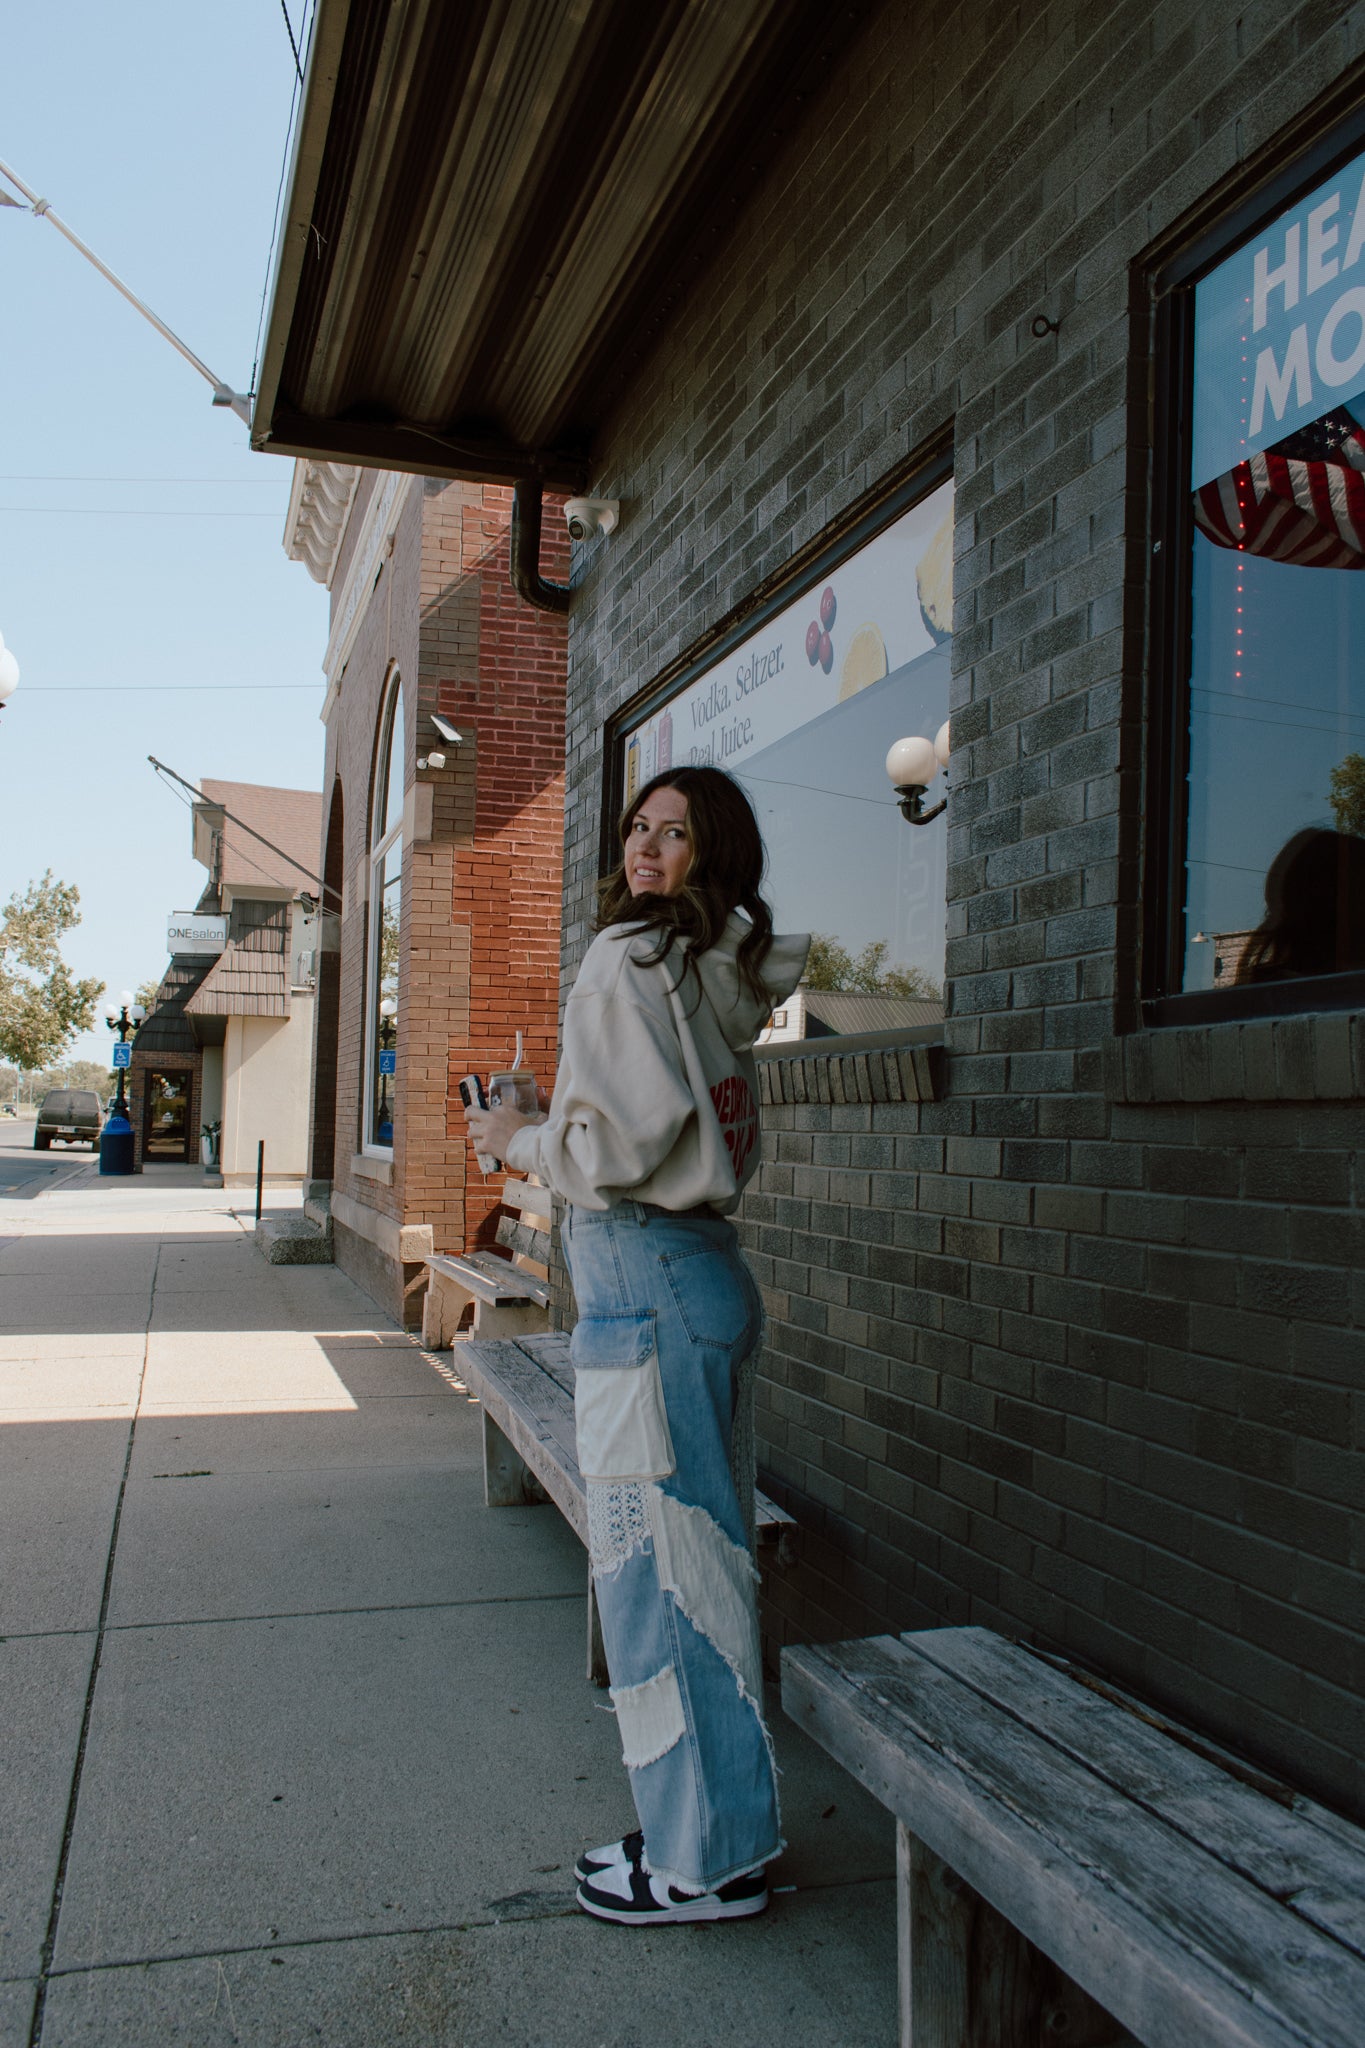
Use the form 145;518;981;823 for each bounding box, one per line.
458;1074;498;1173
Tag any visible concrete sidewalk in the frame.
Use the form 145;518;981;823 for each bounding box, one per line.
1;1165;896;2047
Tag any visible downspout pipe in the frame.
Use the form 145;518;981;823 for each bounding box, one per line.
511;478;571;613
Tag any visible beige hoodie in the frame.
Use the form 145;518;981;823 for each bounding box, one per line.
504;912;809;1213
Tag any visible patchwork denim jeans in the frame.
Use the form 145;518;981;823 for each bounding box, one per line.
564;1201;782;1894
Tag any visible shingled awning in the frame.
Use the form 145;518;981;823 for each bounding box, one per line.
252;0;872;484
184;924;291;1020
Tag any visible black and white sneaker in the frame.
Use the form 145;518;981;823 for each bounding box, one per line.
576;1853;768;1925
574;1828;643;1884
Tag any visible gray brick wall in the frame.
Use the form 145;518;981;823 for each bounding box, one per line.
557;0;1365;1816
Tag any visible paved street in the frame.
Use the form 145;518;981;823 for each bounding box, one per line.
0;1161;895;2047
0;1118;95;1203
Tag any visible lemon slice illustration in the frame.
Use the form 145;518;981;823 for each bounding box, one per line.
838;623;889;700
917;507;953;643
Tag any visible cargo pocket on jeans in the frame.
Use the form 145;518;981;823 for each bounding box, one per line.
571;1312;675;1482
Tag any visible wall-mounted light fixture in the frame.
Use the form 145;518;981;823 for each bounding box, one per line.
887;720;950;825
419;711;464;770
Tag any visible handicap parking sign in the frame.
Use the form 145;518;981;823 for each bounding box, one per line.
112;1043;132;1069
378;1049;397;1075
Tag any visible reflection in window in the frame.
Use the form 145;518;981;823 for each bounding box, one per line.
621;478;952;1040
366;674;403;1148
1183;147;1365;994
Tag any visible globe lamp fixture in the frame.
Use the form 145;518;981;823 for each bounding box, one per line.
887;719;950;825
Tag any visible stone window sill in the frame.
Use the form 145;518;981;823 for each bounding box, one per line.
756;1030;944;1107
1104;1012;1363;1104
350;1151;395;1185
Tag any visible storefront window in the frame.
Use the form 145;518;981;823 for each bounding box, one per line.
365;673;403;1148
618;476;953;1035
1179;142;1365;997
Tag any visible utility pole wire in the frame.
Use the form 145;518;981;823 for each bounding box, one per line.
0;159;253;426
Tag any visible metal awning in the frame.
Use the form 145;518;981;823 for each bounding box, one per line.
253;0;873;486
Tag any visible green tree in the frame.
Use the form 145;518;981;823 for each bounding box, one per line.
803;932;941;1002
0;873;103;1075
135;977;164;1013
1329;752;1365;836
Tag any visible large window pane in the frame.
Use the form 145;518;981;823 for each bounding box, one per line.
1183;147;1365;993
621;480;952;1030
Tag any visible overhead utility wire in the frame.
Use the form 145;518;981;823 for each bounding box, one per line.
0;159;253;425
149;756;341;907
280;0;305;83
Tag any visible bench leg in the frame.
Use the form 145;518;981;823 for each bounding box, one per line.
421;1273;473;1350
472;1299;550;1340
482;1409;546;1507
897;1825;1123;2048
586;1565;609;1689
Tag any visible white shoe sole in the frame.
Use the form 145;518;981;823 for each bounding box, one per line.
575;1883;768;1925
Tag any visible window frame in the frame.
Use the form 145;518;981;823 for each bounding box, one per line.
362;667;404;1158
1143;101;1365;1029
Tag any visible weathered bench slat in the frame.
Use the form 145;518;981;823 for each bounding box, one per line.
458;1337;587;1545
494;1214;552;1271
501;1179;553;1225
502;1331;794;1546
427;1249;552;1309
784;1633;1362;2048
912;1628;1365;1961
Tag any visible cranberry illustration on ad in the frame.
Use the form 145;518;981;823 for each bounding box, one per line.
806;586;838;671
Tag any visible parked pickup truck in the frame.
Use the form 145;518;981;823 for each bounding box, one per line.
34;1088;103;1151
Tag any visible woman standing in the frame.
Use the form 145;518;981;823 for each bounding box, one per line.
464;765;808;1926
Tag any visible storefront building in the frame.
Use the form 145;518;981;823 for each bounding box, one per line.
134;780;322;1180
257;1;1365;1819
283;465;567;1325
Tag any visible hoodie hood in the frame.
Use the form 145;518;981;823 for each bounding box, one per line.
695;914;810;1050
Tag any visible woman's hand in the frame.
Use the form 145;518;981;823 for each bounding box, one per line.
463;1100;533;1163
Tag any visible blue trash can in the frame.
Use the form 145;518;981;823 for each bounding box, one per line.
99;1114;135;1176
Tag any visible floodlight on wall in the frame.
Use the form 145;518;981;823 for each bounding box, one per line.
887;719;950;825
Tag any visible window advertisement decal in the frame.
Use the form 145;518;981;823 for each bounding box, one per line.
1193;146;1365;489
1180;154;1365;996
621;482;953;1027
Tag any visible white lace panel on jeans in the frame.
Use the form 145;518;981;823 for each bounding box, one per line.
611;1663;686;1770
587;1478;651;1575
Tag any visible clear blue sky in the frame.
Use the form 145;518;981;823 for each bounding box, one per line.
0;2;331;1064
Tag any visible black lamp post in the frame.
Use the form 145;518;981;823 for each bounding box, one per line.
886;725;951;826
376;997;396;1143
100;991;145;1176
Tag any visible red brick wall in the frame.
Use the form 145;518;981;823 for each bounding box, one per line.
317;476;566;1307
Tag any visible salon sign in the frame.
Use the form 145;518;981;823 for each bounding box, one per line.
1193;144;1365;488
166;914;227;956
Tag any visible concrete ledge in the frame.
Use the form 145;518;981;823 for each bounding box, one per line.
255;1214;333;1265
331;1190;433;1264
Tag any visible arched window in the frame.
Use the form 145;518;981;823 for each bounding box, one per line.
365;670;404;1151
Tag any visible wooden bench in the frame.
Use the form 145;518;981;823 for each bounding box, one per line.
782;1625;1365;2048
458;1329;796;1686
420;1175;552;1346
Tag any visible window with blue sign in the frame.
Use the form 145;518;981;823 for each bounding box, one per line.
1163;136;1365;1006
365;669;403;1149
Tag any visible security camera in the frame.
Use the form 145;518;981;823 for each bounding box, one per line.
430;713;463;745
419;751;447;771
564;497;619;542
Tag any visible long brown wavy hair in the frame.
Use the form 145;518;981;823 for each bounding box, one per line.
597;765;776;1002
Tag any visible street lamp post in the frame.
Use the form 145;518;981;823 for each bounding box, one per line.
100;990;146;1176
376;997;397;1144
